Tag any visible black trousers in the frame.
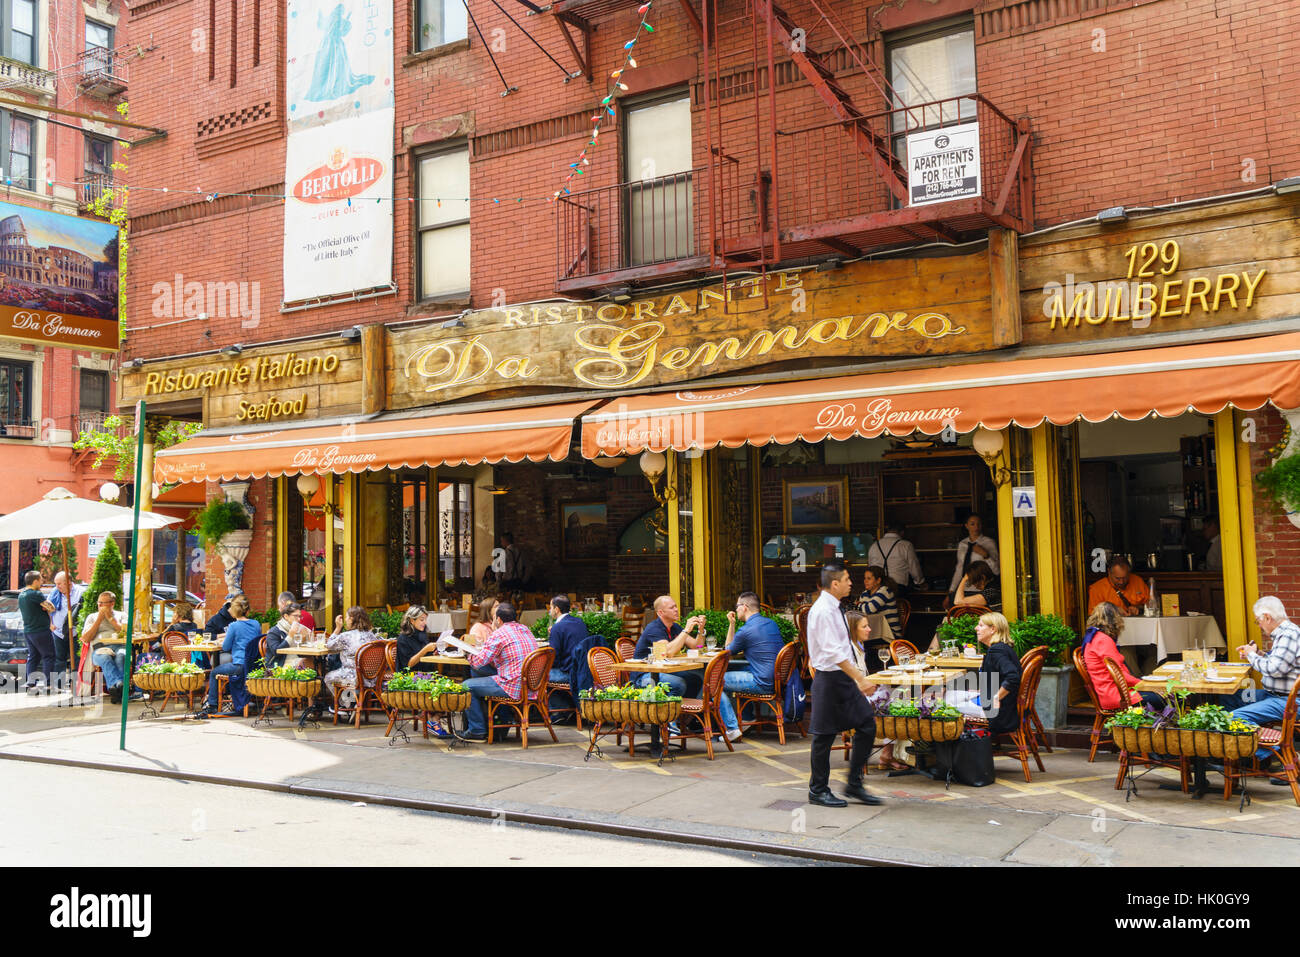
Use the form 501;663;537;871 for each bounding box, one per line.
810;719;876;794
23;629;55;687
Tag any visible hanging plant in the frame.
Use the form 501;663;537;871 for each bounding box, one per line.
194;499;252;549
1255;452;1300;516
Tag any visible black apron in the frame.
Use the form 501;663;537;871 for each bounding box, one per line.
810;669;874;735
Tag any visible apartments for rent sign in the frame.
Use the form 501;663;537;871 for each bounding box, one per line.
283;0;394;302
907;123;981;206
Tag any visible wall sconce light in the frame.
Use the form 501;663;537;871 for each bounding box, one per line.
972;427;1011;487
122;357;143;370
481;484;511;496
340;325;363;342
605;285;632;302
1096;206;1127;224
296;473;338;516
639;449;677;508
220;344;243;356
100;481;121;503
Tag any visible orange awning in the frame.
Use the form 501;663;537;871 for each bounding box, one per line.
156;400;598;484
581;332;1300;455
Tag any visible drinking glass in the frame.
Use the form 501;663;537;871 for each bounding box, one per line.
877;647;891;669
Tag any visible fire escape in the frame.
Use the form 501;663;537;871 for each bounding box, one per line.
553;0;1033;294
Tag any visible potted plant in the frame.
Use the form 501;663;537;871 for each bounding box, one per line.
381;670;471;715
934;613;978;653
195;496;253;591
578;681;682;727
529;611;623;647
1010;613;1077;730
1105;688;1258;761
876;697;965;742
245;660;321;719
1255;449;1300;525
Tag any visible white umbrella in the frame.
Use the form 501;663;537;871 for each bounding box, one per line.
0;486;182;541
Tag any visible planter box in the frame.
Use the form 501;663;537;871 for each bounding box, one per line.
876;714;964;742
132;671;206;694
579;698;682;726
246;677;321;700
1037;664;1073;730
381;689;471;713
1110;724;1259;760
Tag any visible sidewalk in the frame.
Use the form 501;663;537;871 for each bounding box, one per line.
2;695;1297;865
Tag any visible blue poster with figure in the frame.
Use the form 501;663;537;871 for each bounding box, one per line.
303;5;374;101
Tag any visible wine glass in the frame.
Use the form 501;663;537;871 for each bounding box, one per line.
877;647;891;670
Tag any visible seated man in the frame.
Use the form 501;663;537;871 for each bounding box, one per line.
715;592;785;743
633;594;705;699
1224;597;1300;758
81;591;141;704
203;592;241;640
1087;556;1149;616
456;601;539;743
546;595;588;709
201;596;260;716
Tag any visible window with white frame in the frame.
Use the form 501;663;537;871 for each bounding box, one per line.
4;0;36;65
623;92;693;266
416;0;467;52
1;111;33;191
416;147;470;298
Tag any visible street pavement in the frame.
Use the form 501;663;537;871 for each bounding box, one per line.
0;761;811;866
2;692;1298;866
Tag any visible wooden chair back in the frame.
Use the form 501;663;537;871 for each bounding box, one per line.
621;607;643;639
1018;653;1044;721
161;631;190;665
946;603;984;621
701;651;730;707
1073;646;1103;711
356;640;388;688
897;598;911;633
1281;674;1300;745
1102;656;1132;703
258;636;267;666
521;647;556;700
615;637;637;661
588;646;620;690
383;639;396;671
1020;644;1047;670
795;603;812;642
759;602;776;618
889;638;920;663
773;642;799;691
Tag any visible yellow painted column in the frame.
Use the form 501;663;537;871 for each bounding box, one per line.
323;477;336;627
691;453;710;610
996;474;1018;622
667;453;681;609
1031;425;1060;617
275;477;289;599
1233;412;1259;626
1214;410;1248;650
341;475;357;610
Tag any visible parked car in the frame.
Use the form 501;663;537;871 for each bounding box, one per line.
151;584;204;607
0;590;25;674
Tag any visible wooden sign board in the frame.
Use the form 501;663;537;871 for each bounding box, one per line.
0;304;118;352
388;252;998;408
1019;196;1299;346
119;341;364;428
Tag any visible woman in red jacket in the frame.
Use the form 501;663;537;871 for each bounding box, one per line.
1082;602;1164;711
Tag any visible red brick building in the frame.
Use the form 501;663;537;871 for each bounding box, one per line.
119;0;1300;656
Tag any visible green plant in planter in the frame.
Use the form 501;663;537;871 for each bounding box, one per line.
1255;452;1300;516
194;499;251;549
773;615;798;644
1009;613;1076;667
1105;706;1156;730
934;613;977;649
687;608;731;644
368;610;403;638
529;612;621;646
76;535;124;632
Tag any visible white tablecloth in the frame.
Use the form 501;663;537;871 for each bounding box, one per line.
1119;615;1226;660
519;609;549;626
427;610;469;634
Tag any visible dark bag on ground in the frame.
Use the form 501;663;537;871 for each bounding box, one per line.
933;728;996;787
783;669;806;724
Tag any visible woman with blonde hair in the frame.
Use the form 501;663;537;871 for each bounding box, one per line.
945;611;1022;734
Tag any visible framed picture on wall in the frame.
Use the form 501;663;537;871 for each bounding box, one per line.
560;502;608;562
782;477;849;532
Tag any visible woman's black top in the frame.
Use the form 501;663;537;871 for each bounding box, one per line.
979;641;1022;734
396;628;430;672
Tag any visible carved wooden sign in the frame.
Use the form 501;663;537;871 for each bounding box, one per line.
1019;196;1295;345
388;253;996;407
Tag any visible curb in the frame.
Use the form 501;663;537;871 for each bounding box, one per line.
0;748;919;867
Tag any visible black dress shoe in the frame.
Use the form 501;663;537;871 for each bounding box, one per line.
842;783;884;805
808;789;848;808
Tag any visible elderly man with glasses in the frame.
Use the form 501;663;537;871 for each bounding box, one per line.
1221;596;1300;727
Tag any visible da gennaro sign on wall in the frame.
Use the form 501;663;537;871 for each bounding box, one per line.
0;200;120;352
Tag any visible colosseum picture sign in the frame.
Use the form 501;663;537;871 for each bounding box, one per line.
0;200;120;352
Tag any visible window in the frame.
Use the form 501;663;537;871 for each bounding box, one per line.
624;92;693;266
85;18;113;72
3;0;35;65
80;369;109;413
0;358;32;431
438;480;473;588
416;0;467;51
886;19;976;133
416;147;470;299
2;111;33;191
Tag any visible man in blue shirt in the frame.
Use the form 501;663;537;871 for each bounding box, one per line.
716;591;786;742
546;595;588;716
634;594;705;698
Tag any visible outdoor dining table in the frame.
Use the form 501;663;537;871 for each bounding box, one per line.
869;667;969;688
608;653;720;674
1134;661;1253;696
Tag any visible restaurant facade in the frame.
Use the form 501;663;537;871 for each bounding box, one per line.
117;0;1300;656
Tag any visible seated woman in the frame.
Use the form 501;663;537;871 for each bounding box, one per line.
395;605;436;670
170;602;205;667
858;565;902;658
201;596;259;716
1083;601;1164;710
954;560;1000;610
945;612;1021;735
847;611;904;770
323;606;380;713
466;599;499;678
265;602;309;670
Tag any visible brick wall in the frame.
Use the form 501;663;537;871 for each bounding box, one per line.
1249;407;1300;617
200;478;275;614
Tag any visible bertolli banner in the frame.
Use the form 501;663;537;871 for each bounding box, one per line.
283;0;394;302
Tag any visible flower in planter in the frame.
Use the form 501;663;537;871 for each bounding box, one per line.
137;662;203;675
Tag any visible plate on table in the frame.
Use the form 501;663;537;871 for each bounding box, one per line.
1203;676;1237;683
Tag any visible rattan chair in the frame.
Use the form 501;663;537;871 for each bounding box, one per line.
1104;656;1188;792
158;630;202;712
545;662;582;732
1073;646;1120;762
615;637;637;662
945;603;985;621
1019;644;1053;753
795;602;813;681
586;645;626;746
669;652;733;760
332;640;391;727
1229;674;1300;805
620;607;644;641
383;640;397;672
968;653;1047;782
733;642;805;744
485;647;557;748
889;638;920;664
896;598;911;634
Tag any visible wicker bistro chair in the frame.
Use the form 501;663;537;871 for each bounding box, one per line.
615;637;637;662
1228;674;1300;806
545;666;583;732
966;654;1048;782
1103;657;1190;792
158;630;204;712
383;640;397;672
733;642;805;744
484;647;558;749
585;645;629;748
333;640;391;727
1074;646;1121;762
889;638;920;664
897;598;912;635
620;608;644;642
1019;645;1053;753
945;603;985;621
668;652;733;760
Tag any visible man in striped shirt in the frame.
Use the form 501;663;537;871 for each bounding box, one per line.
456;601;539;742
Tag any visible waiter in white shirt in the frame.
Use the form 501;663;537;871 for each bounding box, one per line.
867;523;924;592
945;512;999;608
806;562;883;807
